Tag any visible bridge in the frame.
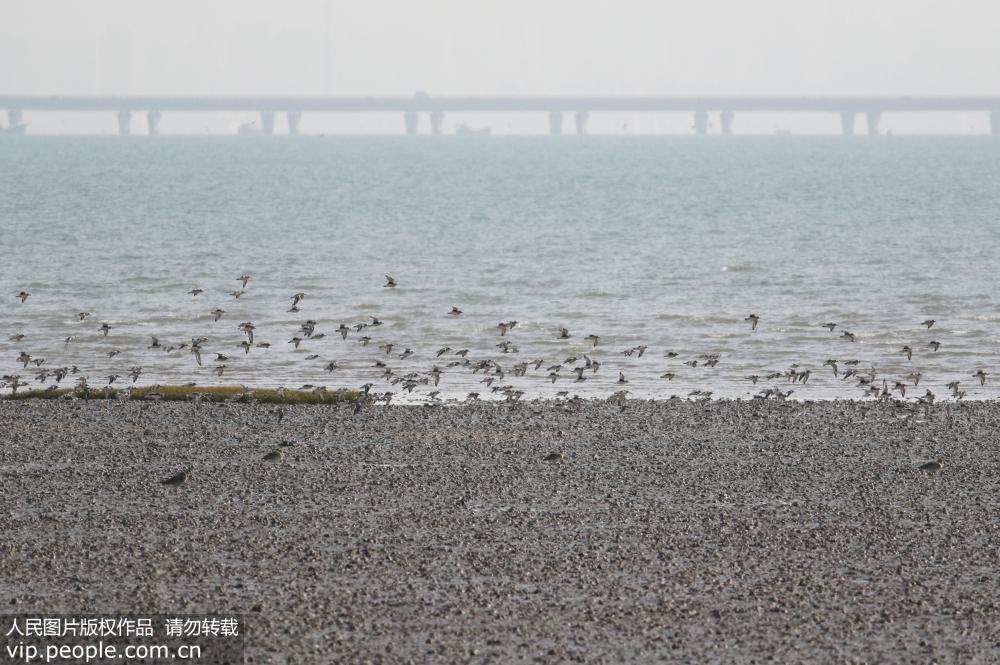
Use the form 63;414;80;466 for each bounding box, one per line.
2;94;999;136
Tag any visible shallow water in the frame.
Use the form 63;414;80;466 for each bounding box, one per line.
1;136;998;400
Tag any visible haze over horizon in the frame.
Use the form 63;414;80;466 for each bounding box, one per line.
2;0;999;134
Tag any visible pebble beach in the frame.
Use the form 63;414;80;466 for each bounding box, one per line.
2;397;998;663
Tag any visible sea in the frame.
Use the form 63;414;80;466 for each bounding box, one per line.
2;136;999;401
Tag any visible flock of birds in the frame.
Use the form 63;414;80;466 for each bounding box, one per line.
4;275;993;412
7;275;976;482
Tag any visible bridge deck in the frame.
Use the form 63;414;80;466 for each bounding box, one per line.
2;95;999;112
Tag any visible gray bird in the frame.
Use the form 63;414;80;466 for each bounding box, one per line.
918;459;942;473
161;469;189;486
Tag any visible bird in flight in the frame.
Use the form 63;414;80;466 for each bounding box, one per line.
384;275;397;288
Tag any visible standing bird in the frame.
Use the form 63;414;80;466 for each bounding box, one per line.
161;469;189;486
559;328;570;339
745;313;760;330
384;275;397;288
918;459;942;473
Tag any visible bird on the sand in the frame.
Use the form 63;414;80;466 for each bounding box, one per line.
263;448;284;461
918;459;942;473
161;469;189;486
544;451;564;462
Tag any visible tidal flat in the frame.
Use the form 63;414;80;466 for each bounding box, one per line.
2;398;998;663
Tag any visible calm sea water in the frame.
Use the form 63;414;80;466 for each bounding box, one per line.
2;136;999;400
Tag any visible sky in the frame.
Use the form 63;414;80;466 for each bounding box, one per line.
2;0;998;134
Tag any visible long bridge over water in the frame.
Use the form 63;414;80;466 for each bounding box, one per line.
2;94;999;136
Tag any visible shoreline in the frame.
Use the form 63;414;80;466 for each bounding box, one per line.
3;399;998;662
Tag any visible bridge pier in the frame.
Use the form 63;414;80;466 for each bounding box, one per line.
146;110;161;136
430;110;444;135
260;111;275;135
693;110;709;135
720;110;734;135
866;111;882;136
990;110;999;136
548;111;563;136
117;110;131;136
404;110;418;135
574;110;589;135
840;111;856;135
287;111;302;135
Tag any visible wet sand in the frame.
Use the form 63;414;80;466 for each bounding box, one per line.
2;398;999;663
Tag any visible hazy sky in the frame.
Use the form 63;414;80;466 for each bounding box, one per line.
2;1;998;133
3;0;999;95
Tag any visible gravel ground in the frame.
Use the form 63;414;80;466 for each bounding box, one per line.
2;397;999;664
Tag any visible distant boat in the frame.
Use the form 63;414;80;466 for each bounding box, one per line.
455;123;491;136
0;123;27;135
